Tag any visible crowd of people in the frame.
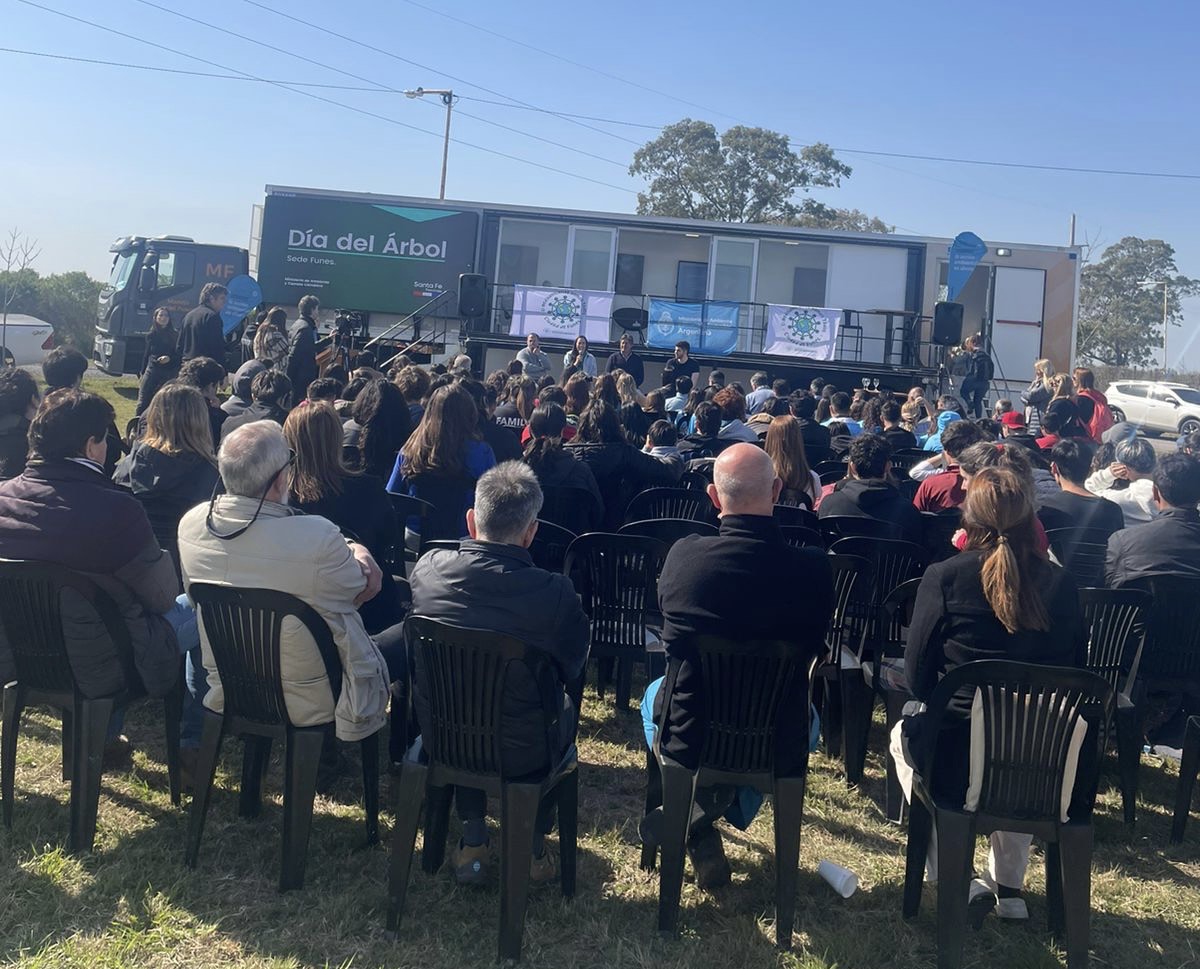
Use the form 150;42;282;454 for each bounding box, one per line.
1;299;1199;931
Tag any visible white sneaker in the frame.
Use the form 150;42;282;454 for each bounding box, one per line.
995;895;1029;920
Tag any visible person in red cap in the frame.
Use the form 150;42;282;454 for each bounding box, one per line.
999;410;1041;452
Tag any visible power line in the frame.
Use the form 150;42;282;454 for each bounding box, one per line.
14;1;637;195
834;147;1200;183
242;0;645;148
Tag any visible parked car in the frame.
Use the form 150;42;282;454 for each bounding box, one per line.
0;314;56;366
1105;380;1200;437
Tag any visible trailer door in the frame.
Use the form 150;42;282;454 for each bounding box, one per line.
990;267;1046;395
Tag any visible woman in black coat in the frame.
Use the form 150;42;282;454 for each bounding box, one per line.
523;403;603;532
136;308;181;416
284;401;402;634
565;400;676;530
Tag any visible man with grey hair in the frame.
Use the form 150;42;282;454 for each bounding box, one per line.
639;443;834;888
178;421;398;785
408;461;589;887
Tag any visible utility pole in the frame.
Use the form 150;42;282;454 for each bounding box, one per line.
404;87;456;199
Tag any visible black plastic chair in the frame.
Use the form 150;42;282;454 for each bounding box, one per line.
1050;539;1108;590
780;525;824;550
620;518;717;546
625;487;716;525
829;539;929;785
133;490;190;588
1078;588;1149;826
813;554;874;762
817;466;848;486
0;560;182;853
1122;576;1200;843
920;509;962;562
642;636;809;949
386;617;578;962
902;660;1113;969
819;515;903;546
385;492;435;566
398;473;475;545
678;469;710;493
184;584;381;892
1176;716;1200;844
890;448;929;474
1046;527;1116;550
773;503;819;529
563;533;669;709
540;484;602;535
898;476;922;503
803;444;834;466
528;519;577;575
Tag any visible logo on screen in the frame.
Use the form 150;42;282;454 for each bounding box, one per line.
542;292;582;332
784;309;823;343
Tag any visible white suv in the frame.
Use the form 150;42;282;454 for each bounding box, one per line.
1105;380;1200;438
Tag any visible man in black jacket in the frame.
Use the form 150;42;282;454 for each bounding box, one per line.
643;443;834;887
819;434;924;544
177;283;228;364
788;393;832;454
285;294;321;396
605;333;645;387
408;462;589;887
1106;452;1200;587
218;370;293;442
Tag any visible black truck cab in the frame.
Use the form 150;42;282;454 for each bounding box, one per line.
95;235;248;375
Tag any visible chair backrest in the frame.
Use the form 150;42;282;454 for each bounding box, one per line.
922;660;1114;822
133;490;188;585
1125;575;1200;683
804;444;834;466
0;559;135;695
828;538;929;607
528;519;577;574
920;509;962;562
656;635;802;775
817;466;848;486
678;469;710;493
405;616;559;779
1078;588;1150;697
624;487;715;525
878;578;923;660
780;525;824;550
826;553;874;658
620;518;718;546
773;503;818;528
889;449;928;474
563;533;668;653
1048;537;1107;589
1045;526;1115;549
897;477;921;503
399;473;474;544
387;491;434;542
819;515;903;545
188;583;341;728
540;484;601;534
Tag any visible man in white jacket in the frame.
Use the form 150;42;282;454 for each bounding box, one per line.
178;422;395;761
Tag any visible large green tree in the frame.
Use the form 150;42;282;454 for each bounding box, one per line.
629;119;890;230
0;268;103;353
1076;237;1198;367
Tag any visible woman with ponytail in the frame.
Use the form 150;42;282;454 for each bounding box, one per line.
521;402;602;530
894;467;1087;921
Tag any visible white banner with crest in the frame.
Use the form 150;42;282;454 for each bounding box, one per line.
508;285;614;343
763;304;841;360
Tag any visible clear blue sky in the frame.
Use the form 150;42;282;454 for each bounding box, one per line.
4;0;1198;364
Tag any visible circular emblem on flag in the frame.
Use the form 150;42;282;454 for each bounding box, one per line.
542;292;582;332
785;308;821;343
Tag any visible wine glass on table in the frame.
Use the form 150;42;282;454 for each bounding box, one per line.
861;377;870;391
871;378;880;391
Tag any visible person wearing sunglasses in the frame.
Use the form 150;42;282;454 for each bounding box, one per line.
178;421;399;776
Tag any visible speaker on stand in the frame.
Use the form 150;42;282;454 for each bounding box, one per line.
457;273;488;320
931;302;964;397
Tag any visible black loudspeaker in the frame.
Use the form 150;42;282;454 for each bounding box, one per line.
457;273;487;319
931;301;964;347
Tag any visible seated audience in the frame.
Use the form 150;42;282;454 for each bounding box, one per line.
617;371;652;445
43;345;126;476
563;373;590;425
590;372;621;411
221;358;268;418
641;419;686;481
819;434;924;544
881;399;918;451
457;380;521;463
921;409;962;453
822;392;863;436
219;370;293;442
1035;409;1068;450
1085;437;1158;525
284;402;402;634
178;356;229;448
306;376;344;404
789;393;832;452
764;415;820;509
639;444;833;887
494;375;537;436
394;365;431;426
895;467;1085;919
522;402;603;530
566;400;676;530
409;462;589;885
1037;439;1124;538
912;420;987;512
515;332;553;383
665;376;693;414
1106;452;1200;587
998;410;1041;451
678;401;736;460
179;422;395;770
0;367;39;479
0;390;201;760
992;398;1014;419
345;379;414;480
745;372;773;415
747;396;790;440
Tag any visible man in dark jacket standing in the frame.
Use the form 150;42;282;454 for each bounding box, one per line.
408;462;589;887
643;443;834;888
0;390;202;762
1106;452;1200;587
177;283;228;364
286;294;321;396
819;434;924;544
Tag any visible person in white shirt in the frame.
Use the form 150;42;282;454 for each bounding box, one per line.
515;332;552;382
1085;437;1158;526
665;376;693;414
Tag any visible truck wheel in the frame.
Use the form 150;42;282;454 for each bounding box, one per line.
1180;417;1200;437
1110;407;1125;424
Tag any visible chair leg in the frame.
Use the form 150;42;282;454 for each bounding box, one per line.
60;706;73;783
385;760;427;932
656;760;695;936
884;690;906;824
279;728;324;892
840;669;872;785
557;770;578;900
421;784;453;874
360;731;380;847
903;796;933;919
1;683;23;829
499;781;541;962
1114;703;1142;827
615;660;633;710
238;736;272;819
640;749;662;872
1170;716;1200;845
822;676;843;759
163;682;183;807
1045;841;1065;936
1058;825;1094;969
69;697;115;854
184;711;225;869
773;775;807;951
934;811;974;969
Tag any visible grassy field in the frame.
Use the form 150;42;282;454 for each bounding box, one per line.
1;689;1198;969
81;372;140;433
